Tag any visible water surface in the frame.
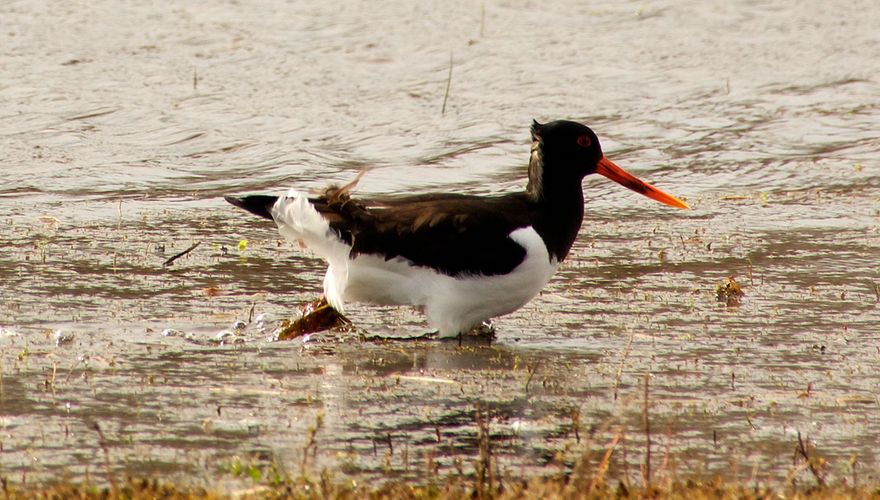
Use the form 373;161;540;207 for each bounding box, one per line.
1;0;879;489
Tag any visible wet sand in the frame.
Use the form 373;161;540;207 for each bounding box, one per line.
1;0;879;489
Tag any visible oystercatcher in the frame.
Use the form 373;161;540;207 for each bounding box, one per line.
226;120;688;338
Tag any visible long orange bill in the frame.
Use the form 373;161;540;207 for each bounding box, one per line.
596;157;690;209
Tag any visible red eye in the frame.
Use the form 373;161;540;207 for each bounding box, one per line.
577;134;591;147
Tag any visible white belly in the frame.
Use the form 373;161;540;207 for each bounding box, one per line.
336;227;558;338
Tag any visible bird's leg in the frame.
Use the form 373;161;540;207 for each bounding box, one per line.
275;296;351;340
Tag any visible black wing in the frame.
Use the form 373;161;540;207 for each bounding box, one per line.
226;190;539;277
335;193;538;277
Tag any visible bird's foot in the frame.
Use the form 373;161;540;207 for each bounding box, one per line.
434;321;497;344
470;320;497;339
275;296;352;341
361;328;439;342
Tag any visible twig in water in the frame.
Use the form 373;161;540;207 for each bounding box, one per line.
796;431;826;487
163;241;201;267
441;52;453;115
301;411;324;472
92;422;118;497
613;330;635;401
524;361;539;397
747;257;754;285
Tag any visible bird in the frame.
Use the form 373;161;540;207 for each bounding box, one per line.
225;120;689;338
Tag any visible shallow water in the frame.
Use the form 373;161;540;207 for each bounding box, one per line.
1;0;879;490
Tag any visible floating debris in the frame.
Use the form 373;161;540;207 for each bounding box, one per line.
38;216;61;229
716;277;745;307
0;327;21;338
54;330;75;346
213;320;249;345
214;330;245;345
274;297;352;340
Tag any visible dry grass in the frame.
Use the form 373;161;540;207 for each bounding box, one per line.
2;401;875;499
2;474;878;500
3;409;878;499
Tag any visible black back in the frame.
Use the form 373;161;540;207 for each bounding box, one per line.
226;119;607;277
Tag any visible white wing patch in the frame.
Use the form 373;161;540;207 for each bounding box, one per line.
271;189;352;312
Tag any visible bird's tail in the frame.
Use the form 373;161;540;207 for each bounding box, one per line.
224;195;278;220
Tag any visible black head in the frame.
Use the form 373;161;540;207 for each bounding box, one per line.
530;120;604;177
527;119;690;209
527;120;605;201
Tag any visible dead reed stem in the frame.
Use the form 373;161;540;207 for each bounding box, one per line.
92;422;118;498
441;53;453;115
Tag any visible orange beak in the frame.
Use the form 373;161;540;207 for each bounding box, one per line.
596;157;690;209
